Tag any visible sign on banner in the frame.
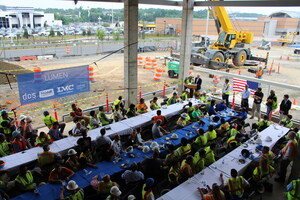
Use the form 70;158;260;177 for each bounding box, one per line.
17;65;90;105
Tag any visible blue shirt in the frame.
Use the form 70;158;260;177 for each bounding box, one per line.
215;103;227;112
287;179;300;191
48;129;63;141
237;111;247;120
208;105;216;116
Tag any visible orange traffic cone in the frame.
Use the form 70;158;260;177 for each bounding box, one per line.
280;56;282;60
287;56;290;60
293;99;297;105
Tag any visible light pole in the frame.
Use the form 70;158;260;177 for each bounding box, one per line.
164;20;166;36
5;16;13;44
98;17;102;25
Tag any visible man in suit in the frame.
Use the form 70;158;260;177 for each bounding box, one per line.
194;75;202;91
279;94;292;121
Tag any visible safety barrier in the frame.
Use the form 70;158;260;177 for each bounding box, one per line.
20;56;37;61
37;55;54;60
66;46;71;54
153;68;163;81
144;57;153;69
88;66;95;82
152;59;158;69
138;56;143;67
33;67;43;83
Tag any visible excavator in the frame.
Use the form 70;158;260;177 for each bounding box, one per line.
277;32;297;46
204;0;268;68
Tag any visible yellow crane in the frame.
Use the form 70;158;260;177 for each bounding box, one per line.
277;32;297;46
204;0;267;67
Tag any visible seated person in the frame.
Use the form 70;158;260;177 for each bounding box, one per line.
217;119;230;137
280;114;293;128
90;110;100;130
15;165;36;192
181;89;190;101
77;131;93;153
98;106;113;126
204;143;216;166
0;133;12;157
126;104;138;118
164;144;180;166
253;146;274;165
12;131;31;153
38;144;61;168
227;133;243;151
141;151;162;179
175;138;191;157
168;161;181;186
92;174;119;195
257;115;271;132
193;128;208;149
207;125;217;141
194;89;201;100
49;164;74;184
65;149;81;172
226;169;249;199
137;98;148;114
253;158;275;182
208;100;217;116
43;111;65;133
49;122;64;141
215;101;227;112
198;182;226;200
0;110;15;141
152;119;169;139
191;105;204;122
233;107;248;120
60;180;84;200
35;131;53;147
193;149;206;173
228;124;243;137
152;110;167;129
113;105;126;122
167;92;179;105
200;91;208;102
180;155;194;181
121;162;144;184
176;113;191;127
71;121;87;137
80;146;95;164
150;97;160;110
70;103;90;126
111;134;122;155
102;143;116;162
24;116;37;146
125;129;142;147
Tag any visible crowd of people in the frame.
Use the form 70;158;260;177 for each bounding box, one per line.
0;74;298;200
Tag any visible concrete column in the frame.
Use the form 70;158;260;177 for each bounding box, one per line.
29;13;34;28
178;0;194;93
17;14;23;28
124;0;138;106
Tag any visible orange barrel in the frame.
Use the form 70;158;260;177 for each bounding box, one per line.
145;57;153;69
152;59;157;69
88;66;95;82
66;46;71;54
153;68;163;81
33;67;43;82
138;56;143;67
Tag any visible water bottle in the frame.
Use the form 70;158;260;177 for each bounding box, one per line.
34;184;39;195
222;159;225;165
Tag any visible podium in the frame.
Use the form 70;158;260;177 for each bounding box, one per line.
184;84;198;90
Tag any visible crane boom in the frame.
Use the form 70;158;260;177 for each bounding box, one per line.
210;5;234;32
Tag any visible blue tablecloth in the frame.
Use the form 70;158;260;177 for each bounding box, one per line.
13;109;235;200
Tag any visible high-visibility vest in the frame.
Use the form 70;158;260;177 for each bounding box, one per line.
180;160;190;172
98;111;109;125
260;151;274;165
12;138;27;153
0;141;11;156
227;176;245;196
207;130;217;141
281;119;293;128
192;109;202;120
142;184;154;200
43;115;56;129
195;135;207;146
223;83;231;95
68;189;84;200
283;140;298;160
137;103;147;113
89;117;98;130
257;70;263;77
227;135;237;146
15;170;35;190
177;115;190;126
153;115;165;125
99;181;113;194
201;96;208;102
38;151;56;167
150;102;160;110
193;152;205;172
168;167;180;183
253;165;274;181
229;128;239;137
167;97;177;105
80;152;93;163
178;144;191;156
112;99;121;110
219;122;230;131
181;93;188;101
185;78;193;84
288;180;300;200
204;146;215;165
271;95;278;110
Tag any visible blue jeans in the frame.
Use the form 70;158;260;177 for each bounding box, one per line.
266;106;272;120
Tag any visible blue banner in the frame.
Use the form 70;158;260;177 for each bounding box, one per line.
17;66;90;105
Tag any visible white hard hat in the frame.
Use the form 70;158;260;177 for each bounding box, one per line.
206;97;212;101
265;136;272;142
143;146;150;153
19;115;27;121
185;88;190;93
110;186;122;196
202;90;206;94
128;195;136;200
150;142;159;148
152;146;160;153
66;180;79;190
181;113;188;119
25;116;32;123
256;138;262;145
67;149;77;156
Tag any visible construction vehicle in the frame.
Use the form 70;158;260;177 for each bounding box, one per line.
171;0;267;69
277;32;297;46
258;40;271;50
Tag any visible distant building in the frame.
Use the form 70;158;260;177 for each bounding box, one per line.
138;22;156;31
0;6;61;29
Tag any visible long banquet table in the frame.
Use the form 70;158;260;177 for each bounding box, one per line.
158;124;289;200
2;99;200;172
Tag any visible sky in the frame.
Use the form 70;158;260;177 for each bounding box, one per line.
1;0;300;15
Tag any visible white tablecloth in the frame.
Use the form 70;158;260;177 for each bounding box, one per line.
158;124;289;200
1;99;199;172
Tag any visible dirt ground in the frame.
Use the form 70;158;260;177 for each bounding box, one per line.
0;45;299;126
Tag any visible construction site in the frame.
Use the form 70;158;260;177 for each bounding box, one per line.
1;0;300;200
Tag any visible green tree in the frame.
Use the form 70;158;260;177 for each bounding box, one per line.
82;30;86;36
49;28;55;37
96;29;105;41
57;31;62;36
102;23;109;27
112;29;121;41
87;29;92;36
23;28;29;39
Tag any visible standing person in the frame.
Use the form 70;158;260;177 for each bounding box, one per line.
70;103;90;127
266;90;278;120
150;97;160;110
194;74;202;91
279;94;292;121
250;87;264;121
43;111;65;133
98;106;113;126
256;66;263;79
275;131;298;182
241;85;250;111
0;110;15;141
137;98;148;114
222;79;231;107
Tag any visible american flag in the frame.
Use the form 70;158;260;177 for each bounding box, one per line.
233;78;259;95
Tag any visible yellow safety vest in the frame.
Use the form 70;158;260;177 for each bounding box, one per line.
177;144;191;156
98;111;109;125
168;167;180;183
99;181;113;194
207;130;217;141
43;115;56;128
288;180;300;200
142;184;154;200
260;151;274;165
15;170;35;190
227;176;245;196
195;135;207;147
150;102;160;110
67;189;84;200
